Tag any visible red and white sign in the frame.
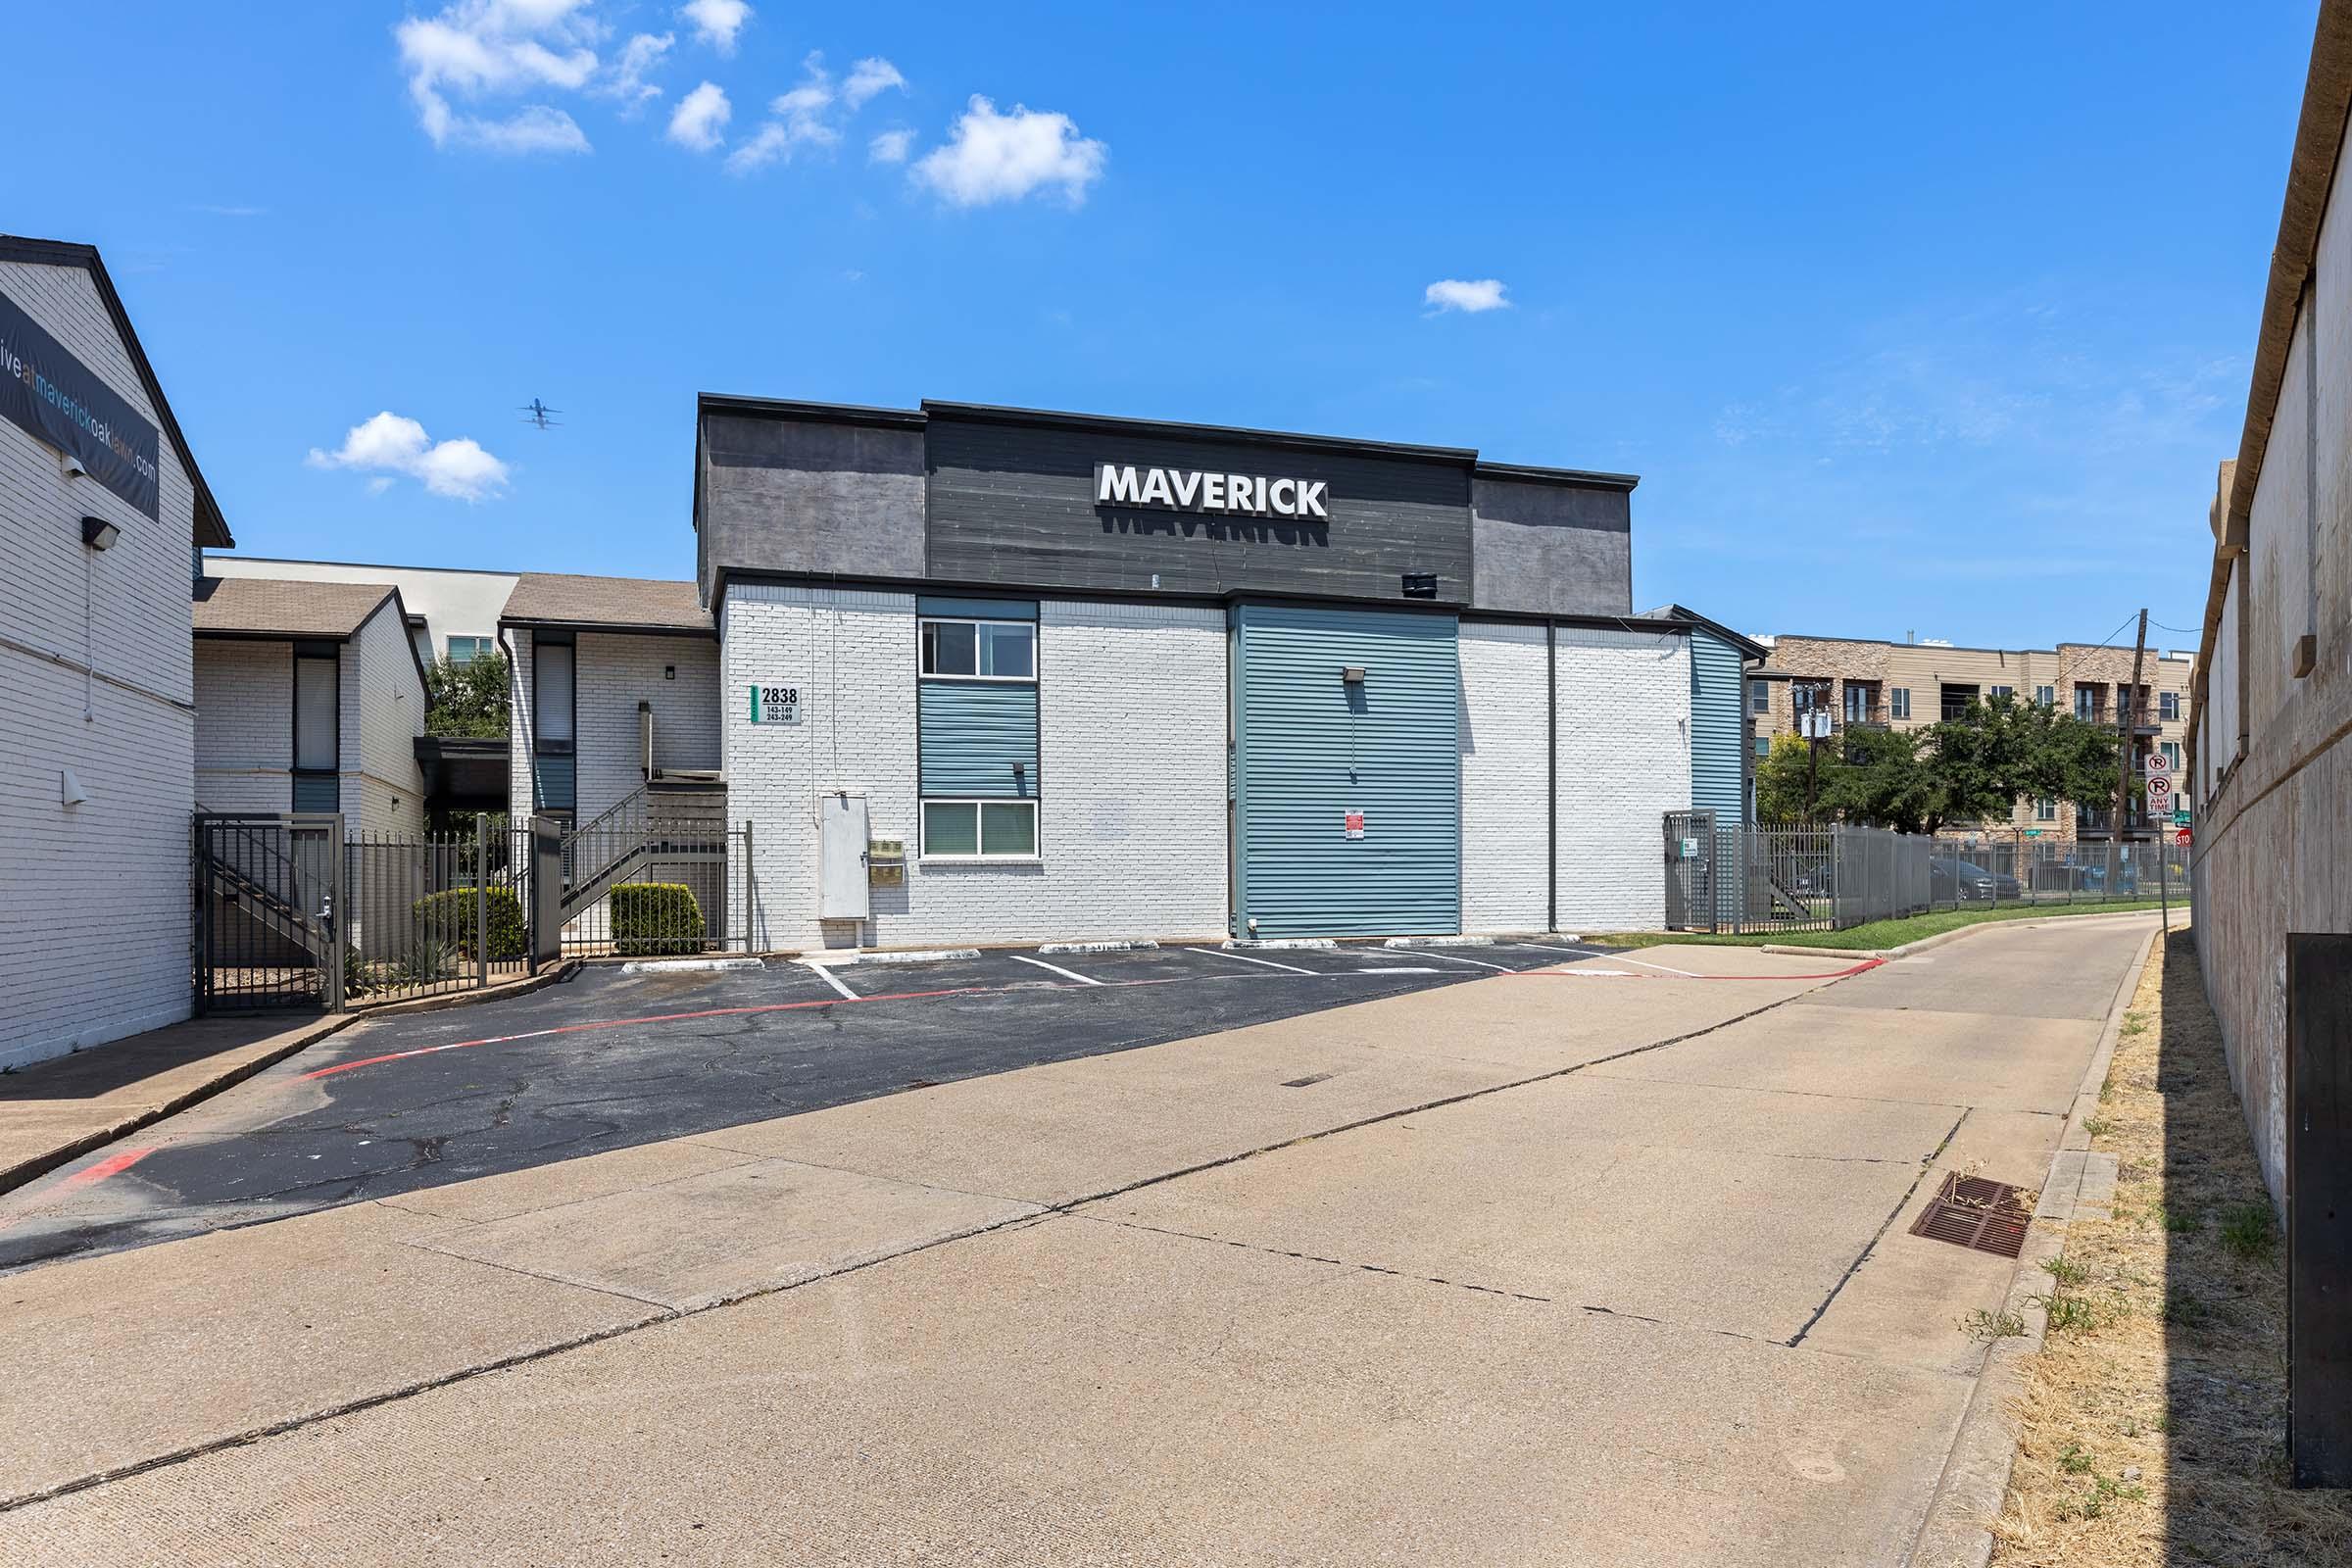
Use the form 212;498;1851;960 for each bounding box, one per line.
2146;773;2174;808
1343;808;1366;840
2144;748;2172;775
2176;827;2192;846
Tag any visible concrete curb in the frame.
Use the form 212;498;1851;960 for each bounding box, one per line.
350;960;581;1016
617;956;763;974
1038;940;1159;956
1223;938;1336;951
1760;906;2168;963
1380;935;1494;949
1902;919;2164;1568
805;948;982;967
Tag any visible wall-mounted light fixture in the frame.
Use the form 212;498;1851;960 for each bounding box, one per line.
1341;665;1368;685
80;515;120;552
62;454;89;480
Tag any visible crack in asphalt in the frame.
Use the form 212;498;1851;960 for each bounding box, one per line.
1784;1108;1973;1348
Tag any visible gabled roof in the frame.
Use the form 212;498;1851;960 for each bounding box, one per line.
0;235;233;549
1651;603;1771;660
192;575;399;639
500;571;713;635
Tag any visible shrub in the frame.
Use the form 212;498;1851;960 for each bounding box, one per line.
611;883;706;956
411;885;527;960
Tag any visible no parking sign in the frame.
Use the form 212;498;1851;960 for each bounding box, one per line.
1344;808;1366;840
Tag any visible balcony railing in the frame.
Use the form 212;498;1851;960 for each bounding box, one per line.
2077;806;2155;835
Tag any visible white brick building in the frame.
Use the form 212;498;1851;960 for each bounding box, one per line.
0;239;235;1070
497;395;1758;956
191;575;428;834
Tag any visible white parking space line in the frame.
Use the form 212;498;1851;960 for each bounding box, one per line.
798;961;860;1000
1356;965;1442;975
1575;950;1702;978
1008;954;1105;986
1192;948;1318;975
1394;948;1517;973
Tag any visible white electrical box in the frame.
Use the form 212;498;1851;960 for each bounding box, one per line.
818;793;871;921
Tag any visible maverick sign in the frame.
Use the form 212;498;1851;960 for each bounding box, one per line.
0;287;161;520
1095;463;1330;520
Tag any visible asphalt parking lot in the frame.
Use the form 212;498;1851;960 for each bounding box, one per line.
0;937;1621;1272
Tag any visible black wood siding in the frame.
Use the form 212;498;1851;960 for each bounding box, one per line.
925;415;1473;604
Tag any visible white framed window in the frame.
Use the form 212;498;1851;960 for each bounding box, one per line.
1990;684;2014;702
1889;687;1911;720
2036;797;2057;821
447;635;493;664
1749;680;1770;715
920;617;1036;681
2034;684;2055;708
920;799;1039;859
2160;691;2180;721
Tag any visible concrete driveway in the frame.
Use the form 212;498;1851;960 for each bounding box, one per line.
0;915;2157;1565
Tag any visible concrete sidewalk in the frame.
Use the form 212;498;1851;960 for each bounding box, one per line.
0;921;2158;1564
0;1014;347;1197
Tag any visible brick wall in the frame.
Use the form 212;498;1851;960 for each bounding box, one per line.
1554;626;1690;931
1459;620;1548;932
721;585;1227;951
0;259;199;1068
575;631;721;824
195;640;292;811
345;598;425;835
507;628;536;815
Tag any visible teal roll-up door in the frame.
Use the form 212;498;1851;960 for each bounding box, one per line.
1689;628;1745;823
1232;603;1460;938
918;682;1040;797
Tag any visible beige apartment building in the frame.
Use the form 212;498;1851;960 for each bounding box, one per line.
1749;634;2196;840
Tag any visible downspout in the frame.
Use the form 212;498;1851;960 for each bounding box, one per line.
1546;617;1558;933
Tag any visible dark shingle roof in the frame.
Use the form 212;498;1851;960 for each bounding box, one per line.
191;575;397;639
501;572;711;633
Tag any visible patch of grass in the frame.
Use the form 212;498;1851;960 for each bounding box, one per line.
2219;1201;2278;1261
1992;927;2352;1566
2083;1115;2115;1139
2034;1291;2100;1334
2042;1256;2091;1289
1963;1307;2028;1341
2120;1012;2151;1037
1594;897;2169;951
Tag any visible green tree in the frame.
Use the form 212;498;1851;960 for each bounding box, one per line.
1757;732;1849;823
424;649;510;738
1824;724;1940;833
1919;695;2122;831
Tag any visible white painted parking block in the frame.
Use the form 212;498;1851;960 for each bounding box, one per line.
1381;936;1494;949
1223;938;1336;951
1037;940;1159;956
1195;948;1318;975
1008;955;1104;986
618;957;763;974
856;949;984;965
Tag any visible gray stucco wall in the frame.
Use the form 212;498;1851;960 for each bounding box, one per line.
697;411;925;603
1471;475;1632;616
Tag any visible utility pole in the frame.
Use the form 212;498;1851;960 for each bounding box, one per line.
2115;609;2149;876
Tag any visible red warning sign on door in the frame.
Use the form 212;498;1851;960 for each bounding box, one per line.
1344;808;1366;840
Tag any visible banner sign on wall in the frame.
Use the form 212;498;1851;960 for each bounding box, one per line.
0;287;160;519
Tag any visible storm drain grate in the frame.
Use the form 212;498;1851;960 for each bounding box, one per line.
1909;1173;2033;1258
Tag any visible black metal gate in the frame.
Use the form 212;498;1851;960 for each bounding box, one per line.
1663;809;1717;932
192;812;345;1012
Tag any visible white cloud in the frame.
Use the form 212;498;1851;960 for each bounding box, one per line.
911;96;1106;208
680;0;752;53
396;0;602;154
668;80;731;151
597;31;673;106
842;57;906;109
728;52;901;173
868;126;913;165
1423;278;1510;314
307;412;511;503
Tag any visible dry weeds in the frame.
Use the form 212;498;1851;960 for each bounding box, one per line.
1990;926;2352;1565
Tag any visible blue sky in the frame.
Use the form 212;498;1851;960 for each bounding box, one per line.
3;2;2319;649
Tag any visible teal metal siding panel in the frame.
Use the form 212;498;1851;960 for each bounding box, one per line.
532;754;575;811
918;681;1040;798
1233;604;1460;938
1689;628;1745;823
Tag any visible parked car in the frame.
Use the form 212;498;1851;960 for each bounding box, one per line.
1931;857;2022;903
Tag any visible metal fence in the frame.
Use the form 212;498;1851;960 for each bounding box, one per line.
192;813;344;1010
553;811;744;957
1666;811;2191;936
342;819;533;1005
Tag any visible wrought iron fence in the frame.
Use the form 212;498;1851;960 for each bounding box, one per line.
341;820;533;1005
1928;831;2191;911
554;812;743;957
192;813;344;1010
